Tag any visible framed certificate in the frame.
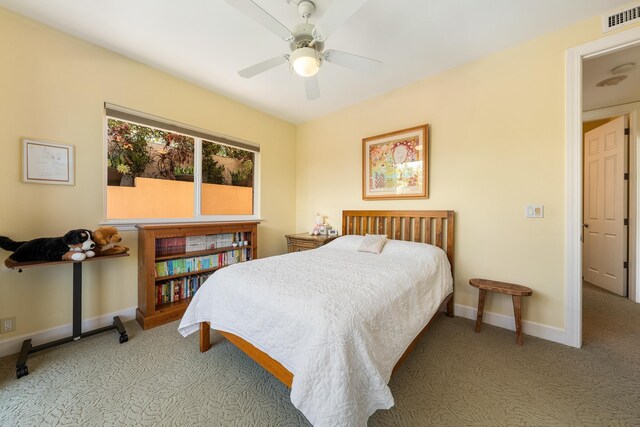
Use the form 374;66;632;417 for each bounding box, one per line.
22;139;75;185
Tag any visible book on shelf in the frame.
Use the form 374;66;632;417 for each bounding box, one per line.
155;236;186;257
154;248;251;278
186;233;233;252
185;235;206;252
157;232;252;257
156;272;212;305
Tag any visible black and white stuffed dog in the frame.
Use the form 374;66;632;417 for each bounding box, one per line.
0;229;95;268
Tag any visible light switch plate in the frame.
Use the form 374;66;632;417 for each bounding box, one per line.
525;204;544;218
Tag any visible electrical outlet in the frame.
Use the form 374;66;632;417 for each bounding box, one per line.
1;316;16;333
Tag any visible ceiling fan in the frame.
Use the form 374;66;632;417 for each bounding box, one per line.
227;0;382;100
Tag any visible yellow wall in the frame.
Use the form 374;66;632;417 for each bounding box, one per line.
296;17;639;330
0;8;296;341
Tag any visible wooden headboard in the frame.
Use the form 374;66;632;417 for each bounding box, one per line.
342;210;455;274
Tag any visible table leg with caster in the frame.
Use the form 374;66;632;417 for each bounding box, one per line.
16;339;31;379
113;316;128;343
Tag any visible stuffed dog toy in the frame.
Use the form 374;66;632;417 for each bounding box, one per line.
0;229;95;268
92;226;129;256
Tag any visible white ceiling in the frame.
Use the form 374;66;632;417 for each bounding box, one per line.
0;0;634;124
583;43;640;111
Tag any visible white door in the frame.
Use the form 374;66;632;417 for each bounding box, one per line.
583;116;628;296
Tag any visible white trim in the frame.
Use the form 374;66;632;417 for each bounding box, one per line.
103;113;109;221
565;26;640;349
453;304;565;345
194;137;203;217
583;102;640;303
0;307;136;358
566;47;583;349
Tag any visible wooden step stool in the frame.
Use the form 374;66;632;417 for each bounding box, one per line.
469;278;533;345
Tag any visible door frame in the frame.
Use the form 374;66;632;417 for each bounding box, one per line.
566;26;640;348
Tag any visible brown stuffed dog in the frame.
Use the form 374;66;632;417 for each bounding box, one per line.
93;226;129;256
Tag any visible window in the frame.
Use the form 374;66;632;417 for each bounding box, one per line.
105;104;259;223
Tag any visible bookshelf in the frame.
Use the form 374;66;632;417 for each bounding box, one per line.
136;222;258;329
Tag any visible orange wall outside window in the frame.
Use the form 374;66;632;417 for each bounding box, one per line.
107;177;252;219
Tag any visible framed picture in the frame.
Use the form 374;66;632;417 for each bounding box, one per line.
362;124;428;200
22;139;75;185
328;229;339;237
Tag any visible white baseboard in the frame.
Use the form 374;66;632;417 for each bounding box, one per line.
451;303;566;345
0;307;136;358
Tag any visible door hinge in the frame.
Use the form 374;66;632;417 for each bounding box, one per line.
624;172;629;180
625;127;630;136
624;261;629;269
624;218;629;226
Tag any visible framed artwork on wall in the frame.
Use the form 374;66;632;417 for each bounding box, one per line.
362;124;428;200
22;139;75;185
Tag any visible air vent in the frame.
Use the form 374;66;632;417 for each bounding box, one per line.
602;4;640;33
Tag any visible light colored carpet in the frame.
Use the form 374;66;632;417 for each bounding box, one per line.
1;283;639;426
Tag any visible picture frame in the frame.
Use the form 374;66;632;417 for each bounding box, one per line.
328;229;339;237
362;124;428;200
22;139;75;185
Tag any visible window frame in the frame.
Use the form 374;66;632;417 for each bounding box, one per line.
102;104;261;229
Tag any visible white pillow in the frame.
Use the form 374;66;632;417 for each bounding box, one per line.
357;234;387;254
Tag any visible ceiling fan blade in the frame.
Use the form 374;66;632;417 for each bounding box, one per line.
238;56;289;78
227;0;292;41
305;76;320;100
312;0;368;42
323;49;381;72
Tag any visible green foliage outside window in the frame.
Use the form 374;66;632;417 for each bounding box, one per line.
154;133;194;180
202;141;227;184
230;159;253;187
108;119;254;187
107;119;155;178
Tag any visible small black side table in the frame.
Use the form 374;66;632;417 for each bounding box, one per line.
11;253;130;379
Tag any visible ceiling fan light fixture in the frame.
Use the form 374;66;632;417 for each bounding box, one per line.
291;47;321;77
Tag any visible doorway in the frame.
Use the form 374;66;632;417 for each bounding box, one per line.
566;26;640;348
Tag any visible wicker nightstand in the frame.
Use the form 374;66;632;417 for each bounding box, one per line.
285;233;338;253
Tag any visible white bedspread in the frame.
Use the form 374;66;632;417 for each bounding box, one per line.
178;235;453;426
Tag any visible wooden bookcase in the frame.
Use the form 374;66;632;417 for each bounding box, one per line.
136;222;258;329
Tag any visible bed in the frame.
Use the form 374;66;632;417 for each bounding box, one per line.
178;210;454;426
